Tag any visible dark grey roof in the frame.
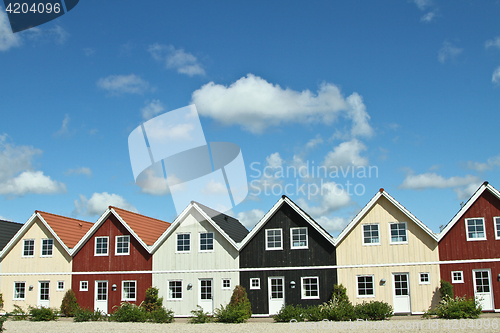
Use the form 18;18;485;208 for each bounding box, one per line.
0;220;23;251
192;202;249;243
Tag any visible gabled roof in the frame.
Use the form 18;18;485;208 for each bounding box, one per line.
438;181;499;242
238;195;336;251
334;188;438;246
151;201;247;253
0;220;22;251
72;206;170;255
0;211;92;259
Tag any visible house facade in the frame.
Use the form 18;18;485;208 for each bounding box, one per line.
151;202;248;317
71;207;170;314
438;182;500;312
0;212;92;312
239;196;337;316
335;189;440;314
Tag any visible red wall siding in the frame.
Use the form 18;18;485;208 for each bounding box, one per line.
72;215;152;313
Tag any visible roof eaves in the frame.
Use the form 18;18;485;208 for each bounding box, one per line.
0;213;37;259
70;208;112;256
109;208;152;253
150;203;194;253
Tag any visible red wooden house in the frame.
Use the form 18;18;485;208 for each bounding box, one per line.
438;181;500;312
71;206;170;314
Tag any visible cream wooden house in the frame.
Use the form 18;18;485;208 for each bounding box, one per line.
335;189;440;314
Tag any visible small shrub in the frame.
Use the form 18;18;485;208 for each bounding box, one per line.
354;301;393;321
28;306;58;321
0;293;4;309
141;287;163;313
148;307;174;323
73;308;106;322
214;303;250;323
0;316;6;333
109;302;146;322
229;285;251;320
424;295;481;319
188;306;212;323
304;305;324;321
439;280;454;299
272;304;306;322
332;284;349;303
9;305;28;321
60;289;79;317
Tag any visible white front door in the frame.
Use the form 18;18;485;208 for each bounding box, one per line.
95;281;108;314
268;277;285;315
199;279;213;314
473;269;493;311
38;281;50;307
393;273;411;313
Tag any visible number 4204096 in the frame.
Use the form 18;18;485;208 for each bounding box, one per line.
5;2;61;14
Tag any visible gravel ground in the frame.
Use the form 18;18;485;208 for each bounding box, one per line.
3;315;500;332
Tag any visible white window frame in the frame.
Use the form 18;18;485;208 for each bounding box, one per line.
222;278;231;290
265;228;283;250
199;232;214;252
40;238;54;257
301;276;319;300
80;280;89;291
389;222;408;244
362;224;380;246
122;280;137;301
494;217;500;240
465;218;487;241
419;273;430;285
451;271;464;283
250;278;260;290
357;275;375;298
13;281;26;300
57;280;65;291
22;239;35;257
167;280;183;300
94;236;109;256
176;233;190;253
290;227;308;249
115;235;130;255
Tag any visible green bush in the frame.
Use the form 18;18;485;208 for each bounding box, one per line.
109;302;146;322
354;301;393;320
188;306;212;323
0;293;4;309
60;289;79;317
148;307;174;323
214;303;251;323
141;287;163;313
28;306;58;321
332;284;349;303
424;295;481;319
272;304;306;322
440;279;454;299
73;308;106;322
228;285;251;320
304;305;324;321
322;299;356;321
9;305;28;321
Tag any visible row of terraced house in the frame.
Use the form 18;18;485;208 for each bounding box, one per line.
1;181;500;316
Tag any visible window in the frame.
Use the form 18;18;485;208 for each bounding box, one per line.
266;229;282;250
222;279;231;289
362;224;380;245
466;218;486;241
390;222;407;244
41;238;54;257
291;227;308;249
200;232;214;251
23;239;35;257
495;217;500;240
122;281;137;301
452;271;464;283
419;273;430;285
301;277;319;299
168;281;182;300
176;233;190;252
95;236;109;256
14;282;25;300
250;278;260;290
357;275;375;297
115;235;130;255
57;281;65;291
80;281;88;291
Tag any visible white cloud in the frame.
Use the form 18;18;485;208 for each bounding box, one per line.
316;216;350;234
266;152;283;168
65;167;92;177
413;0;432;11
305;135;323;150
237;209;265;229
420;11;437;22
148;43;205;77
438;41;463;64
412;0;438;23
248;152;284;197
141;99;165;120
23;24;69;44
73;192;138;217
145;121;195;142
485;37;500;49
201;179;228;195
296;181;353;218
493;66;500;84
323;139;368;168
465;155;500;172
83;47;95;56
453;182;483;201
400;172;481;190
54;114;70;136
0;11;21;51
191;74;373;135
97;74;150;95
0;134;66;196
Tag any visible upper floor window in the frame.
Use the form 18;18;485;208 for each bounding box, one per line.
291;227;308;249
177;233;190;252
362;224;380;245
200;232;214;251
95;236;109;256
494;217;500;240
266;229;282;250
115;235;130;255
466;218;486;241
41;238;54;257
390;222;407;244
23;239;35;257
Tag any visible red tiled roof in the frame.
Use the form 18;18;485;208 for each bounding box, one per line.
110;206;171;246
36;211;93;249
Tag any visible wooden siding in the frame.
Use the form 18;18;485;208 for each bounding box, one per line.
439;190;500;261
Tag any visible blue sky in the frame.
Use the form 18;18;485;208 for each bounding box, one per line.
0;0;499;236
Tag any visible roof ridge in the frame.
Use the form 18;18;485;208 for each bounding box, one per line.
35;211;93;225
109;206;170;224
